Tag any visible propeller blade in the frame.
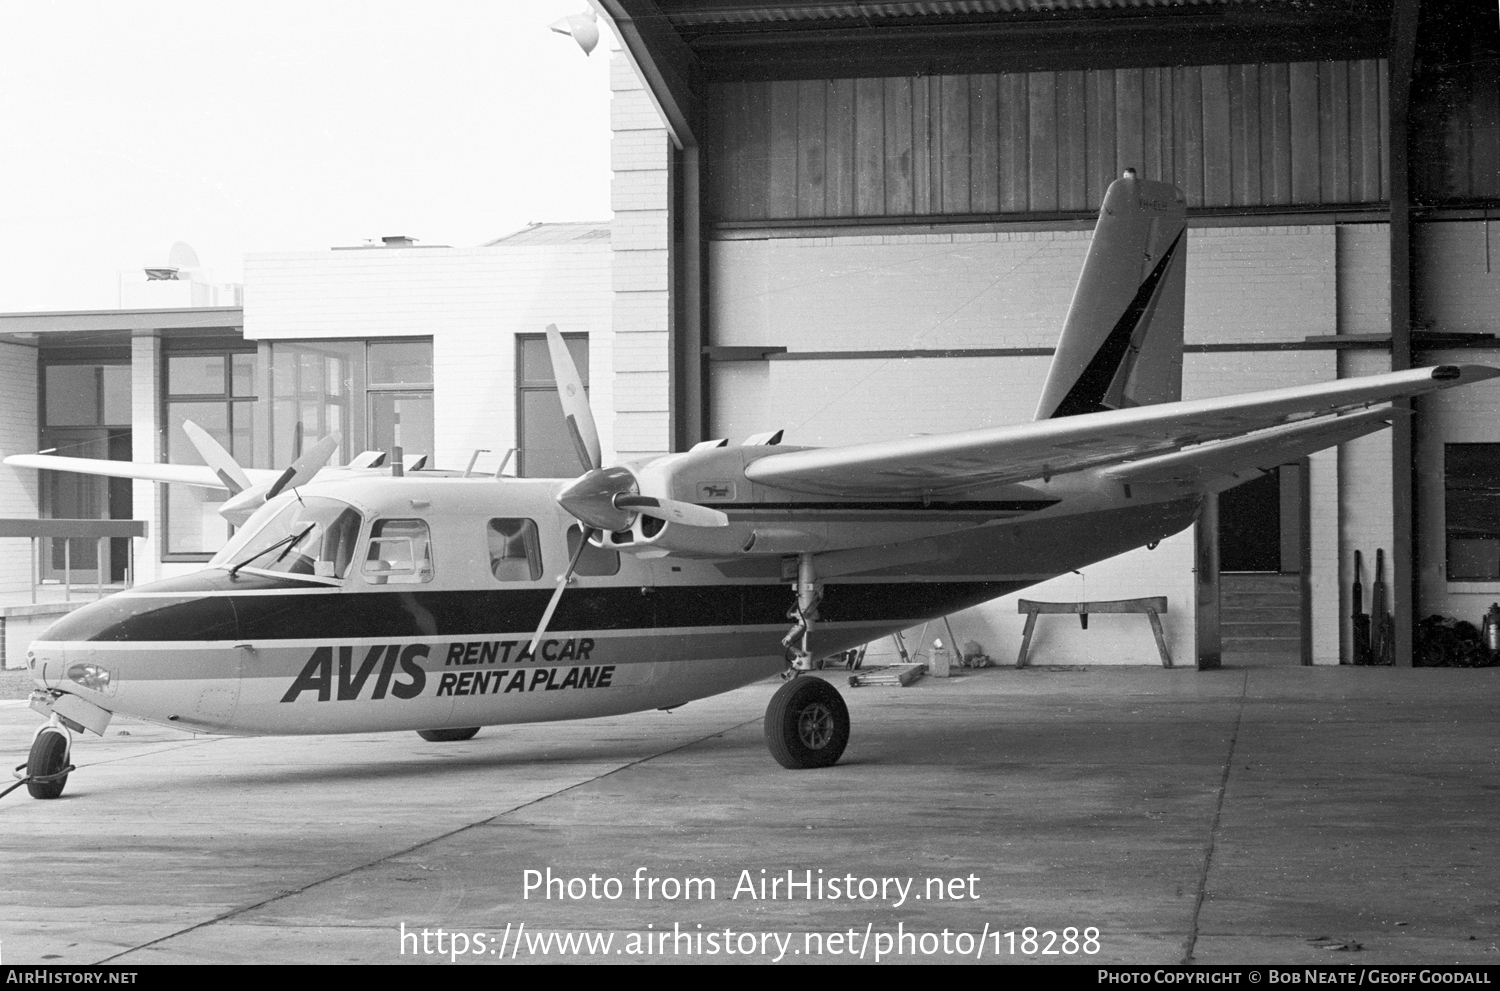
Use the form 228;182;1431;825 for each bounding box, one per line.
524;526;596;654
182;420;251;495
545;324;601;473
613;494;730;528
267;431;342;499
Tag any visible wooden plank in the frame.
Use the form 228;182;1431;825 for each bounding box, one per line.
940;74;971;214
796;79;826;218
1288;61;1322;204
1263;62;1293;205
1028;71;1059;212
1086;68;1117;210
825;79;856;217
704;82;735;221
1229;63;1262;205
1176;65;1205;206
1017;597;1169;614
912;75;932;214
971;74;1000;213
1116;68;1144;180
738;81;772;221
1473;69;1500;198
1142;67;1163;182
1378;57;1389;201
855;77;887;216
767;80;799;219
883;77;913;214
1201;63;1232;207
1326;61;1352;202
1058;70;1088;211
999;72;1029;211
1147;608;1174;668
1015;611;1037;668
1347;60;1369;200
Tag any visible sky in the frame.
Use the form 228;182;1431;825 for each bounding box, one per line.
0;1;620;312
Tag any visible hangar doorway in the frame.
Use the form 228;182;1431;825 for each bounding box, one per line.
1218;462;1310;664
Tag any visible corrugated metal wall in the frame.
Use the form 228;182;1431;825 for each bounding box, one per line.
706;59;1390;222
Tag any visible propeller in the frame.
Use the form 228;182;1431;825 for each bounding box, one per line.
178;420;343;526
524;325;729;654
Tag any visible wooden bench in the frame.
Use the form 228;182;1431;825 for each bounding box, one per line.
1015;597;1172;669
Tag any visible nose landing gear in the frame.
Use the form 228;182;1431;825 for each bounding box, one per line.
4;718;74;802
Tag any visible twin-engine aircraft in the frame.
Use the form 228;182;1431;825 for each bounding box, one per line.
9;172;1497;800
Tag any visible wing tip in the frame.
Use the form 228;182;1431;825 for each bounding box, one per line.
1432;364;1500;384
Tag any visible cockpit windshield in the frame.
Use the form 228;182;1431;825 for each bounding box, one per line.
211;496;363;580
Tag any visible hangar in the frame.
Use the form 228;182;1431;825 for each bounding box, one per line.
595;0;1500;667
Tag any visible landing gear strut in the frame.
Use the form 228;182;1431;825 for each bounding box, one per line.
780;553;824;672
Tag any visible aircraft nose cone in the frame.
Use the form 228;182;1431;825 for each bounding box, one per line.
557;465;638;533
40;574;240;644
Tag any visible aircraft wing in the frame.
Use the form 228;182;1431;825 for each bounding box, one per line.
2;454;283;490
744;365;1500;497
1097;406;1395;489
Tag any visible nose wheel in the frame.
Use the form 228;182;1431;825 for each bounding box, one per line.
764;676;849;769
20;726;73;800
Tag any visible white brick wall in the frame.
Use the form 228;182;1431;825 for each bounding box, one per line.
710;226;1337;354
610;51;671;460
1337;224;1391;336
0;342;39;594
1415;222;1500;335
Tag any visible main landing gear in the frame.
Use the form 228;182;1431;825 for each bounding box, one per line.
766;552;851;769
764;676;849;769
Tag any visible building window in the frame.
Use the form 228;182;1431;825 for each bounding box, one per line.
163;349;258;559
268;339;433;469
38;358;133;581
1446;444;1500;581
517;333;588;478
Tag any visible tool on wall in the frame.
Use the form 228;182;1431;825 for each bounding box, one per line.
1371;548;1393;666
1351;549;1371;665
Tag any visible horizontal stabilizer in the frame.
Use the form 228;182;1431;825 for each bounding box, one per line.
1100;407;1396;488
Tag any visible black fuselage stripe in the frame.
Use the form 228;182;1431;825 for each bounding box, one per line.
47;580;1029;643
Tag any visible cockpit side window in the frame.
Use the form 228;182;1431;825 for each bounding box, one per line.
488;518;542;581
364;518;434;584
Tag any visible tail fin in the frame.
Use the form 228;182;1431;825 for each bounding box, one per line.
1033;172;1187;420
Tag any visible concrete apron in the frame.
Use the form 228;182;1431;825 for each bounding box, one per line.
1;666;1497;966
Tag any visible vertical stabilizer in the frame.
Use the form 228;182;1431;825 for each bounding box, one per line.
1033;172;1187;420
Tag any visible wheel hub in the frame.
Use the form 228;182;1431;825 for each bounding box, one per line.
797;702;835;750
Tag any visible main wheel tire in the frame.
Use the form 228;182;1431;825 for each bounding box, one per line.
417;727;480;742
764;676;850;769
27;730;69;800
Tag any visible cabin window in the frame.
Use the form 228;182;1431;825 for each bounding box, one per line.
567;525;620;576
488;518;542;581
1446;444;1500;581
364;518;434;584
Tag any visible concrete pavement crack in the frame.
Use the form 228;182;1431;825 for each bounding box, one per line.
1181;669;1248;965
